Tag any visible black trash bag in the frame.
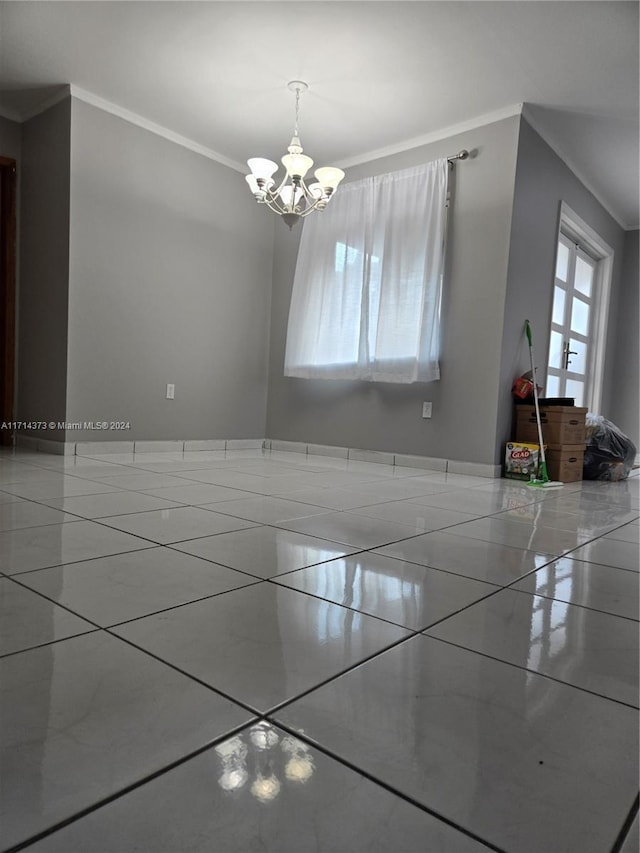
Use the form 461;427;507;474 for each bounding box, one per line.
583;414;637;481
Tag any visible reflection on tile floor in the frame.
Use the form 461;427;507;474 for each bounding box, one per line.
1;447;638;853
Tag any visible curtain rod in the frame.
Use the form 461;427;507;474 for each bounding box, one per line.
447;150;469;166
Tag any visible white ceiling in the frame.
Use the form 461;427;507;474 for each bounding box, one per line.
0;1;638;228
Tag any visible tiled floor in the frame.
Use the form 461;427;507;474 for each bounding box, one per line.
1;447;638;853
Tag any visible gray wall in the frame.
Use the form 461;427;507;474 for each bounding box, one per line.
266;116;521;465
66;98;274;441
0;115;21;158
17;98;71;438
499;118;629;459
609;229;638;445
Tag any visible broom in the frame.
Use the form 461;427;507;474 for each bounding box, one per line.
524;320;564;489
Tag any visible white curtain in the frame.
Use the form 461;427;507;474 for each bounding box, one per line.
284;158;449;383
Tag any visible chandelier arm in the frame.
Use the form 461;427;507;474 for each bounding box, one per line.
269;172;291;201
299;200;325;217
263;195;288;215
298;177;327;211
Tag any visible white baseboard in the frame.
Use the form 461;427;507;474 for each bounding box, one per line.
76;441;135;454
306;443;350;459
13;433;501;478
225;439;265;450
266;438;500;478
447;460;502;478
15;435;75;455
394;453;448;472
183;439;226;451
73;438;265;455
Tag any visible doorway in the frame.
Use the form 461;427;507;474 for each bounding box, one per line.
0;157;17;446
546;203;613;411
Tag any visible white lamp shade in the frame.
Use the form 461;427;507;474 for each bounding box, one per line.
314;166;345;191
281;152;314;179
248;158;278;181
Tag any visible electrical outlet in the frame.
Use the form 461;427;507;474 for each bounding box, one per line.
166;384;175;400
422;401;432;418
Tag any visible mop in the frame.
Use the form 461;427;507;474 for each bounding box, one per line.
524;320;564;489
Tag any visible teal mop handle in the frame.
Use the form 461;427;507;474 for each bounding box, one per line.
524;320;548;476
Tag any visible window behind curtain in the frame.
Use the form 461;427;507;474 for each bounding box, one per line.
284;158;449;384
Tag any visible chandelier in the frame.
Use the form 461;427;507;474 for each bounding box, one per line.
245;81;345;229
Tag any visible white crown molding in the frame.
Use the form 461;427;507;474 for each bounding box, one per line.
11;82;245;173
335;104;524;170
69;85;246;172
521;104;630;231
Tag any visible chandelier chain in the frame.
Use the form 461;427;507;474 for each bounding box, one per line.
294;86;301;136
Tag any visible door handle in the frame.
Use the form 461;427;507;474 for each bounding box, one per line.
562;341;577;369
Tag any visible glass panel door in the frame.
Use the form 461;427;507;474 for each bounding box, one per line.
546;236;597;408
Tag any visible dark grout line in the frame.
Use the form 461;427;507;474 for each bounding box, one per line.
1;718;260;853
100;627;266;718
609;792;640;853
101;578;265;630
262;631;424;719
265;718;506;853
0;626;101;660
501;577;640;623
422;634;640;711
265;568;504;634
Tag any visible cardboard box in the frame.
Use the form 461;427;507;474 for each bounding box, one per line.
545;444;585;483
515;406;587;445
504;442;541;481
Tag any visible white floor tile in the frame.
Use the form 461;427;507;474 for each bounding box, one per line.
274;551;498;630
0;501;76;531
604;521;640;544
376;530;554;585
449;515;593;555
17;547;259;627
24;724;489;853
0;520;152;574
98;506;257;544
0;577;96;655
113;583;409;712
171;526;357;578
569;537;640;572
425;588;639;706
1;476;122;500
39;491;184;519
512;556;640;620
276;512;420;549
2;447;637;853
203;496;332;524
275;635;638;853
345;501;476;532
0;631;252;850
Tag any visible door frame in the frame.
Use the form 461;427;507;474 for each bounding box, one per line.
551;202;614;412
0;156;17;446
